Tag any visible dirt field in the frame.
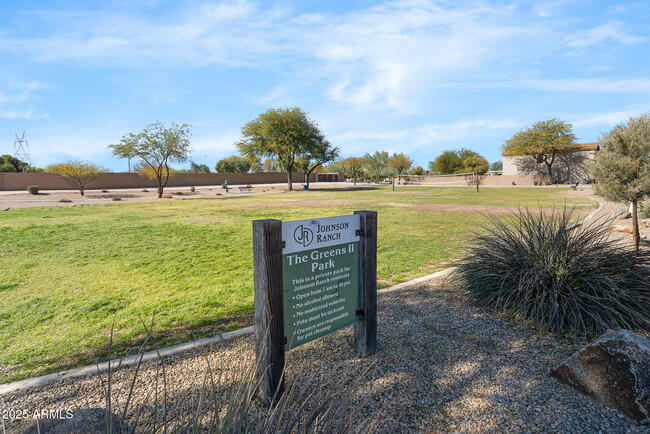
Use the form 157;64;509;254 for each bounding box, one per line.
2;183;647;244
0;183;342;210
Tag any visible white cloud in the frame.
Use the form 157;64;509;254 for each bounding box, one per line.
0;108;37;120
310;2;550;110
330;117;520;156
567;21;646;48
532;0;574;17
570;110;640;128
0;81;48;119
0;1;555;111
458;77;650;94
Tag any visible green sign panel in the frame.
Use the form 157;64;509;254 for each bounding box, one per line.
282;215;361;350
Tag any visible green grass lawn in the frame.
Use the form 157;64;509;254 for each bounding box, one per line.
0;186;596;382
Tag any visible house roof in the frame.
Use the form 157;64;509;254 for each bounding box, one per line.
502;142;599;156
573;142;599;151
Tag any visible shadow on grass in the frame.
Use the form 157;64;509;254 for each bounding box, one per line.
0;283;20;292
309;186;385;192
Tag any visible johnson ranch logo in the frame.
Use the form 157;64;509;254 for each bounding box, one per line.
293;225;314;248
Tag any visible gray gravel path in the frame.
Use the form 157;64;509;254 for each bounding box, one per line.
1;275;646;433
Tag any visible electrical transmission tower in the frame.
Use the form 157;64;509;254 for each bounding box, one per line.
14;132;31;168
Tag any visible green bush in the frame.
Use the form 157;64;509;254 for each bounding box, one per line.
190;186;195;192
27;185;39;195
0;162;17;172
456;206;650;336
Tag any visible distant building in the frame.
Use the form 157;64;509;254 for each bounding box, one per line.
502;142;599;183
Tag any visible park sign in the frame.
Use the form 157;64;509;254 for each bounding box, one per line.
282;215;361;350
253;211;377;404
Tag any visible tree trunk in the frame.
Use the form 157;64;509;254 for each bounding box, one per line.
544;150;557;184
546;162;554;184
80;188;85;196
306;171;311;189
287;170;293;191
632;199;640;251
632;154;639;251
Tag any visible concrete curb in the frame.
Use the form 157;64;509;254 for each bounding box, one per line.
0;268;458;396
583;196;604;222
378;267;457;294
0;326;254;395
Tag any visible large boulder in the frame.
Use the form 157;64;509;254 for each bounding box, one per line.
552;329;650;424
612;208;631;219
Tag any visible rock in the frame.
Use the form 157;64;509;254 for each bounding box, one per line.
611;225;633;234
642;219;650;228
612;208;631;219
552;329;650;424
14;408;124;433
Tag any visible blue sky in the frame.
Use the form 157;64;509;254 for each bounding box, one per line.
1;0;649;171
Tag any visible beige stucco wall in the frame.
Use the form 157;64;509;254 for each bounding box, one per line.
0;172;342;191
502;156;519;176
502;150;596;183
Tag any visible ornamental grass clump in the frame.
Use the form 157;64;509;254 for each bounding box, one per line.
456;206;650;336
95;319;371;433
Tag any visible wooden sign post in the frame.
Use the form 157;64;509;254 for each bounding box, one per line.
253;211;377;404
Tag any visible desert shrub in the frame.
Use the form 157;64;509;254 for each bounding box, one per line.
59;198;72;203
162;193;173;199
222;182;227;189
456;206;650;336
26;185;39;195
111;196;122;201
102;188;109;193
190;186;195;192
142;189;149;192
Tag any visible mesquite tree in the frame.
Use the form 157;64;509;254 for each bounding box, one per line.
47;161;108;196
236;108;327;191
502;118;576;184
110;121;192;198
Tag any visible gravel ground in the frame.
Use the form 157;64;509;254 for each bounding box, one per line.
1;275;647;433
574;188;650;246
